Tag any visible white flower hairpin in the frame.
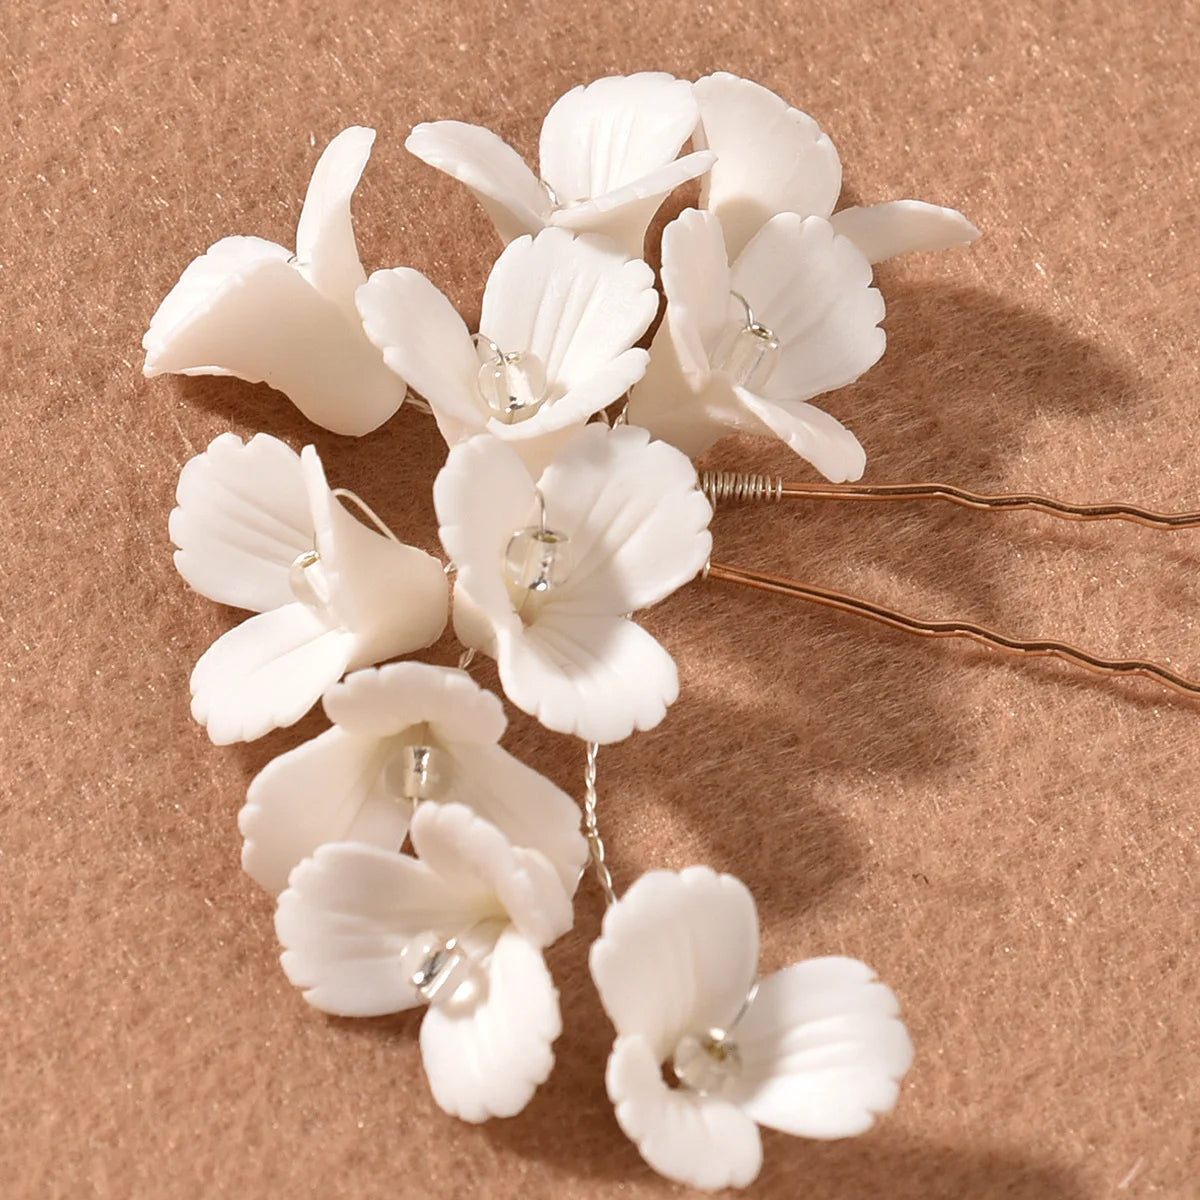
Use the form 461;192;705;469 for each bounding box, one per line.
145;127;406;435
406;71;715;258
148;67;1200;1195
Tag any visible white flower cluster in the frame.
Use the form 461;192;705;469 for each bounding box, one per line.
148;71;971;1190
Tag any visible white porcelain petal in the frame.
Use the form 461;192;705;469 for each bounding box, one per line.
300;446;448;667
731;214;886;405
405;120;551;245
293;126;373;316
480;228;657;400
830;199;980;264
143;236;405;437
726;958;914;1139
548;150;715;259
356;267;482;445
276;842;488;1017
539;72;700;203
169;432;313;613
538;423;712;617
694;72;842;259
498;610;680;745
734;389;867;483
658;209;731;388
322;662;507;744
189;603;355;744
408;803;573;948
625;325;742;458
239;726;405;895
435;433;536;636
419;926;561;1122
590;867;759;1055
444;743;586;897
606;1034;762;1191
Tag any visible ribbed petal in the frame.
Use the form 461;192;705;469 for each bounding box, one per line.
539;72;700;202
658;208;731;388
300;446;448;667
734;388;867;483
276;842;491;1018
356;267;482;445
731;214;885;405
143;236;405;436
589;867;759;1054
189;604;355;744
322;662;507;744
419;927;561;1122
830;199;980;264
694;72;842;258
606;1035;762;1191
405;120;550;244
498;610;680;745
725;958;914;1139
538;423;712;617
239;727;403;895
293;126;373;317
169;432;313;613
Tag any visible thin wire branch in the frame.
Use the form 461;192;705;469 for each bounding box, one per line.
706;560;1200;701
582;741;616;906
700;471;1200;530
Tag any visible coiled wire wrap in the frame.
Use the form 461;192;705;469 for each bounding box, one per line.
700;471;784;507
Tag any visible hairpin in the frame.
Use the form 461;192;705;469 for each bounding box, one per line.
145;69;1167;1191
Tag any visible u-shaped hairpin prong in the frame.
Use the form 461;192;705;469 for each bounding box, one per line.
701;471;1200;700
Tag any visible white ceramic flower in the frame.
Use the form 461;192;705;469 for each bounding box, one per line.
239;661;587;895
406;72;715;259
589;867;914;1191
434;423;712;744
171;432;448;743
693;71;979;263
143;127;406;436
276;801;573;1122
625;208;885;480
357;226;657;475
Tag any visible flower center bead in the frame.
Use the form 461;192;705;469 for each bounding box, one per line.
475;339;548;425
671;1029;743;1095
288;548;334;617
503;526;572;594
400;931;474;1006
381;741;445;805
712;292;780;392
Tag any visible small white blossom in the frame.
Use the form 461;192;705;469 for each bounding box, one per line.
357;227;657;475
434;423;712;744
239;661;587;895
276;802;573;1123
406;72;714;259
693;71;980;263
171;433;447;743
143;127;406;436
590;867;914;1191
626;208;885;479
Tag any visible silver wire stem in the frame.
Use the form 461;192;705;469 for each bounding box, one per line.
582;741;616;906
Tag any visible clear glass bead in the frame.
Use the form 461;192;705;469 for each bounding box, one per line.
401;931;472;1006
288;549;333;615
712;319;780;392
504;527;571;594
477;349;548;424
671;1030;742;1095
381;743;445;803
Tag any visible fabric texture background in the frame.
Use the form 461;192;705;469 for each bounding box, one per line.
3;1;1198;1196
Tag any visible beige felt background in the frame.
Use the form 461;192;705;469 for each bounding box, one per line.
3;1;1199;1196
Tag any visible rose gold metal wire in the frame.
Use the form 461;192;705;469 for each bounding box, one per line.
705;561;1200;700
582;741;616;906
699;471;1200;530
